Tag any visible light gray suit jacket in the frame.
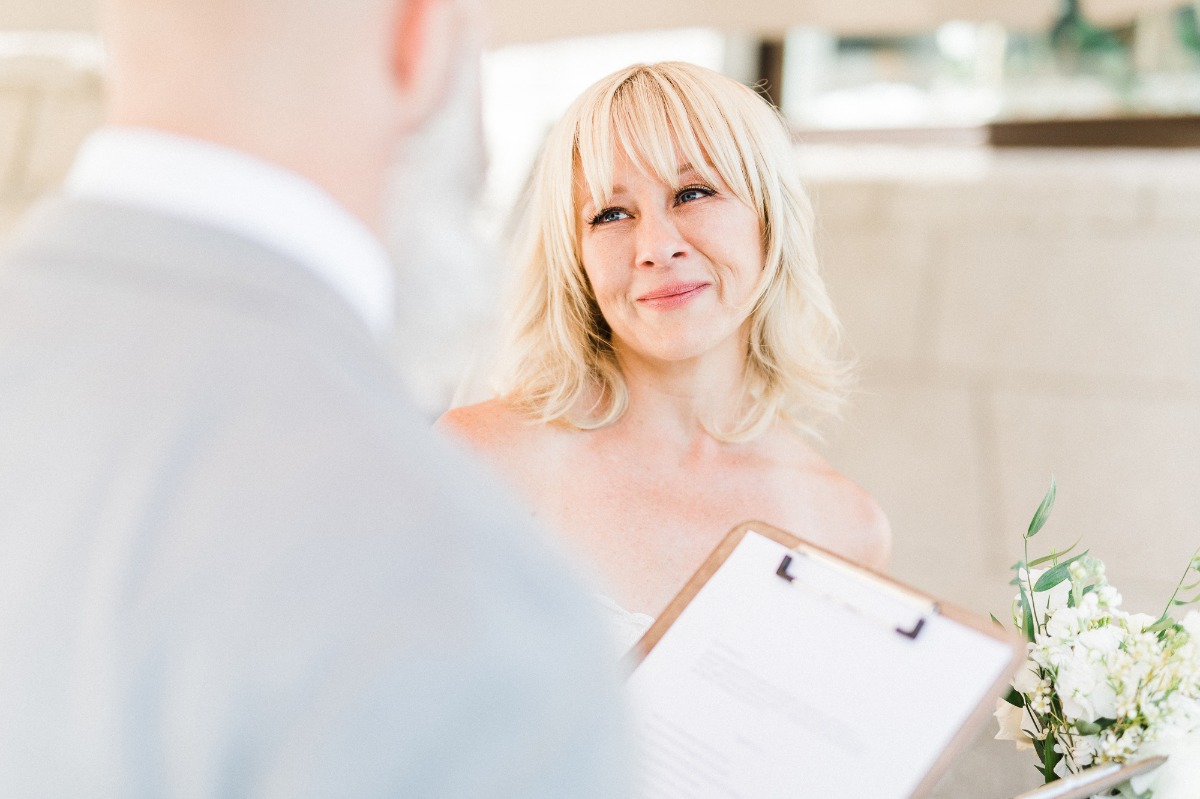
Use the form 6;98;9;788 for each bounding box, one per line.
0;199;629;797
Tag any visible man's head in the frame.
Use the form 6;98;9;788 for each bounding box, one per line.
99;0;466;229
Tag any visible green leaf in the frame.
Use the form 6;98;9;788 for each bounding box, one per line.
1028;536;1083;568
1009;560;1027;586
1042;734;1061;783
1178;589;1200;604
1004;688;1025;708
1074;720;1102;735
1018;581;1037;641
1027;477;1057;539
990;613;1005;629
1033;551;1090;592
1146;613;1177;633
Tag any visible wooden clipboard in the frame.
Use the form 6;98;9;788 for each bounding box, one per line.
625;520;1025;799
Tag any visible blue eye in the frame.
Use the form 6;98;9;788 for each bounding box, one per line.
590;207;630;226
676;185;715;204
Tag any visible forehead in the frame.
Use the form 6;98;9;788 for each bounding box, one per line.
572;133;724;210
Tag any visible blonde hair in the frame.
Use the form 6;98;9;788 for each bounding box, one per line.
496;61;850;441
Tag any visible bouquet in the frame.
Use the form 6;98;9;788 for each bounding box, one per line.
994;478;1200;798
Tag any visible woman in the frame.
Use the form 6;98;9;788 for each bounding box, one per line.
439;62;890;649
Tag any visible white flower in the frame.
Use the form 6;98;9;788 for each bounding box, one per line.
1012;659;1043;694
1128;613;1158;634
994;699;1035;751
1046;606;1085;640
1078;626;1124;657
999;546;1200;787
1181;610;1200;642
1057;655;1118;722
1097;585;1122;608
1129;729;1200;799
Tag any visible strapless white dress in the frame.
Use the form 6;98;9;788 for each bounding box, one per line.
597;594;655;656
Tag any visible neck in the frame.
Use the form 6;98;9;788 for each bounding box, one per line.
613;341;751;447
106;106;394;235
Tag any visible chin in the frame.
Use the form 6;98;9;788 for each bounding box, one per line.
642;337;724;364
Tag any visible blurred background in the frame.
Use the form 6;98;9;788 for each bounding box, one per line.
2;1;1199;795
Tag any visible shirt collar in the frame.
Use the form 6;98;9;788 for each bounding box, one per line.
64;126;395;335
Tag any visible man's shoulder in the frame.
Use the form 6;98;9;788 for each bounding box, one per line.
2;199;365;329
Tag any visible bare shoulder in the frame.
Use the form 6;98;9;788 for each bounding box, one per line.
437;398;529;449
814;466;892;573
435;398;553;462
774;436;893;573
435;398;563;487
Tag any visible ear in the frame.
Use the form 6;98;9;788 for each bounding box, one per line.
389;0;464;132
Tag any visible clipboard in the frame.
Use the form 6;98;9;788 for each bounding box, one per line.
626;521;1025;799
1011;756;1167;799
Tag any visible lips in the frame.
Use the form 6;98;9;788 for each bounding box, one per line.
636;281;710;308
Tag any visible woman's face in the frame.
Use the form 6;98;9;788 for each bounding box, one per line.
575;147;764;368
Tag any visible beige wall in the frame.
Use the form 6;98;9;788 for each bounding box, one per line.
803;144;1200;797
0;48;104;237
0;0;96;31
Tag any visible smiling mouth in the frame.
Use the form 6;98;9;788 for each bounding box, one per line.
637;282;710;306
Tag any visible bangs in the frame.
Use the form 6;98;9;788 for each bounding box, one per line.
574;65;755;214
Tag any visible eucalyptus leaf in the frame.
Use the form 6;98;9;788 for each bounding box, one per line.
1074;720;1102;735
1033;551;1090;592
1028;536;1083;568
1004;687;1025;708
1146;614;1177;633
1026;477;1057;539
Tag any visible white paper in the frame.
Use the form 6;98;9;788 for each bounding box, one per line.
627;530;1016;799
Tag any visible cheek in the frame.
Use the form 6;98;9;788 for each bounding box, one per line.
579;243;625;301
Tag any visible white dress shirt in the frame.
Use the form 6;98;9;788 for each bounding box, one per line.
66;126;395;335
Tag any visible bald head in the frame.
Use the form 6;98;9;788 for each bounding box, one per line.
99;0;465;230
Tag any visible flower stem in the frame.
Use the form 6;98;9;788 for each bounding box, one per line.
1158;545;1200;621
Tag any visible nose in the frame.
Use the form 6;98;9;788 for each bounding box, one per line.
634;209;688;268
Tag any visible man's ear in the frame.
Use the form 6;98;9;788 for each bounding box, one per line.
390;0;463;132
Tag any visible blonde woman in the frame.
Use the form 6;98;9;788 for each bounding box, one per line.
439;62;890;650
